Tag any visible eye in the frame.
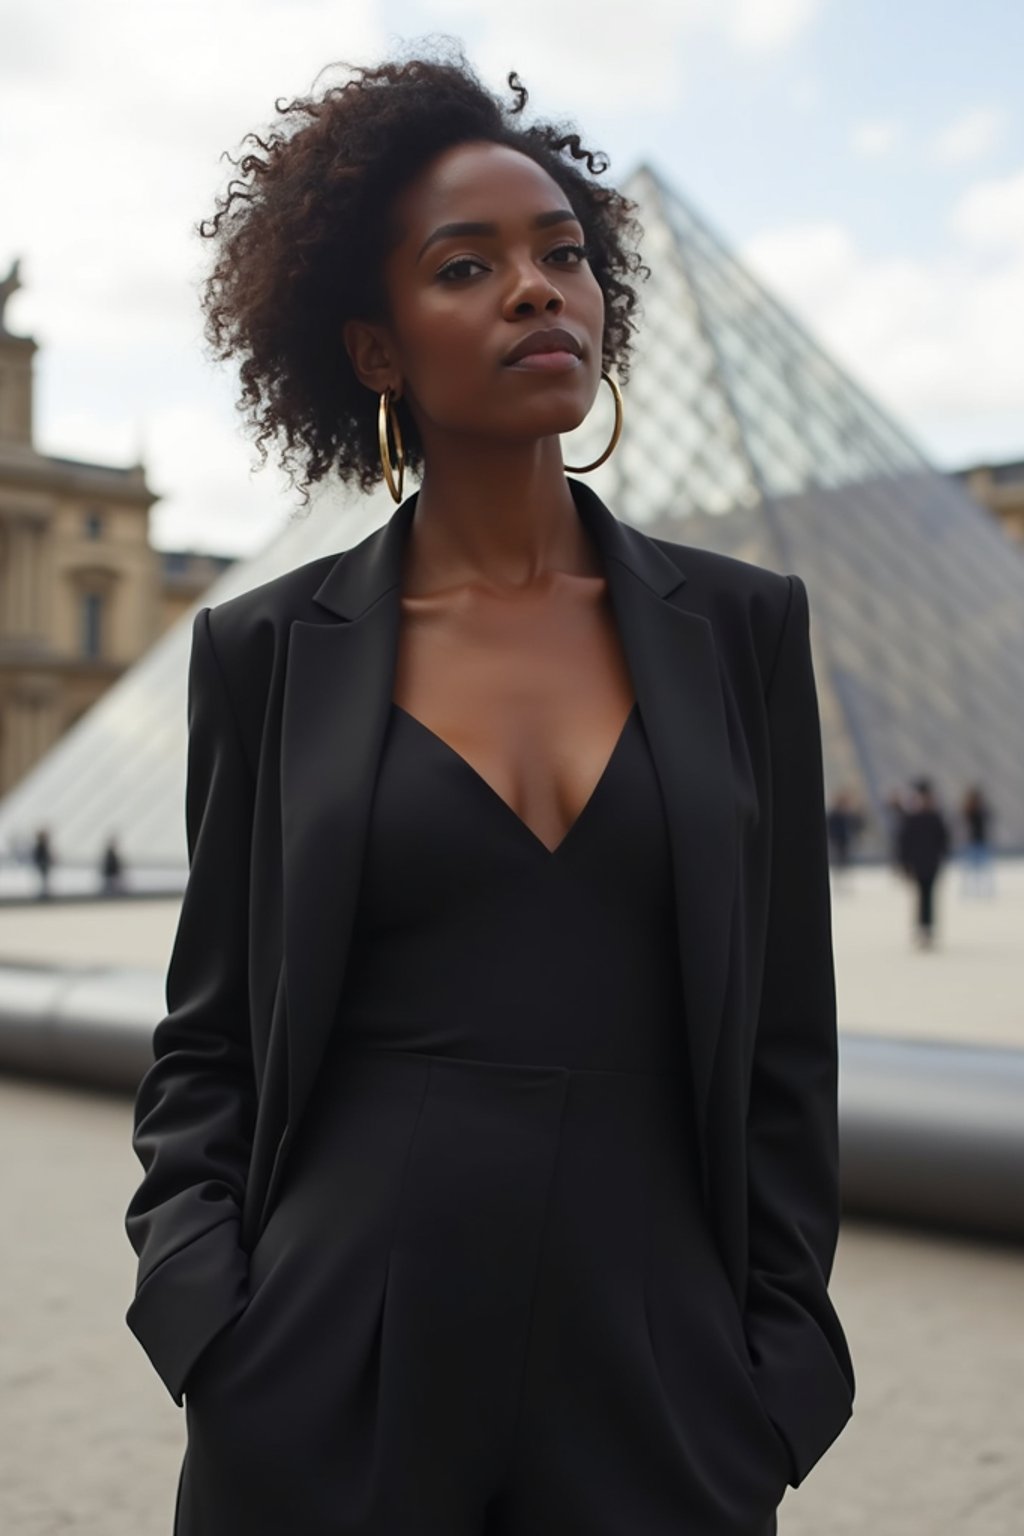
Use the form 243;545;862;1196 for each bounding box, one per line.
436;256;489;282
546;242;591;266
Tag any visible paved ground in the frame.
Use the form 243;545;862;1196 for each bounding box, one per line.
0;859;1022;1533
0;1072;1021;1536
828;856;1023;1047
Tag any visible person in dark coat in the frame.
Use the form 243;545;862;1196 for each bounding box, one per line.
31;826;53;899
899;777;951;948
123;51;854;1536
100;836;125;895
826;789;862;890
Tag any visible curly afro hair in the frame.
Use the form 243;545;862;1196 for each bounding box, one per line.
196;43;647;506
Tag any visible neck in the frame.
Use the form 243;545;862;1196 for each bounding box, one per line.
401;435;602;598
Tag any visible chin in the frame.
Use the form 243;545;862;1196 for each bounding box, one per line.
506;389;592;443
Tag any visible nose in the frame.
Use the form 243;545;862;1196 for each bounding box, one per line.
502;259;565;320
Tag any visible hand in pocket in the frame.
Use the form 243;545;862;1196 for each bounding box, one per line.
183;1292;253;1400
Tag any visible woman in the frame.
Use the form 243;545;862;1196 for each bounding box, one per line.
125;51;854;1536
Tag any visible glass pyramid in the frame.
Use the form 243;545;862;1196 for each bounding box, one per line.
575;165;1024;853
2;162;1022;871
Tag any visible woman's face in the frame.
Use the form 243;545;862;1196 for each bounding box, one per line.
348;140;606;458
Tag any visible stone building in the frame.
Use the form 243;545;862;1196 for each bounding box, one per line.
0;260;232;797
950;458;1024;547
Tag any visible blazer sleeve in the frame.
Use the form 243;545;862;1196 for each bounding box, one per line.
743;573;856;1485
124;605;257;1407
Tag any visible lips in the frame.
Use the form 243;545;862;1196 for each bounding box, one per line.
502;327;583;366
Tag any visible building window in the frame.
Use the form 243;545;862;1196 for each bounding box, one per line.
84;508;104;539
81;592;104;658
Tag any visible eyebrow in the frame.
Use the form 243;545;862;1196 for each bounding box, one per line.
416;208;580;262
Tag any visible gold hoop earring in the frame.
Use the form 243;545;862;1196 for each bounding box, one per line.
378;387;405;503
564;371;623;474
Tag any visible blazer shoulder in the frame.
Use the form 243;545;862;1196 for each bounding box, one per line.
207;550;342;642
648;533;797;684
189;549;345;736
650;533;791;606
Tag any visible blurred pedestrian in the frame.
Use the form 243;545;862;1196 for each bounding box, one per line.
898;778;950;949
826;788;863;890
31;826;53;900
960;784;995;896
100;836;125;896
882;788;905;873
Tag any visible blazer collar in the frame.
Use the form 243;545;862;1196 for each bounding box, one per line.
310;477;687;620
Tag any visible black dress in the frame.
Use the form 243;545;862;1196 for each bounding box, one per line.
177;697;791;1535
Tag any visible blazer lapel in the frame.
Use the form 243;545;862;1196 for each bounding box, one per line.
273;500;414;1215
573;483;738;1187
273;481;737;1216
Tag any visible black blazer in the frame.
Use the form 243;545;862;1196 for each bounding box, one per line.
125;479;854;1486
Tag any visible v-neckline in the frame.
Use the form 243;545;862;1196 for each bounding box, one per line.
392;701;639;857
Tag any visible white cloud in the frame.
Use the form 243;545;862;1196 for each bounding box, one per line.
729;0;823;50
422;0;820;114
951;168;1024;251
850;119;902;158
741;181;1024;465
931;108;1004;166
3;0;383;555
423;0;709;113
143;399;296;557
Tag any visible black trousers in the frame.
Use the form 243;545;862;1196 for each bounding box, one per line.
916;874;936;933
176;1047;788;1534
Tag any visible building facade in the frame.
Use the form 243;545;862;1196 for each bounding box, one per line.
0;261;232;797
950;459;1024;547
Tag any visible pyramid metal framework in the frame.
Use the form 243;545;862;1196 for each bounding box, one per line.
2;162;1022;869
593;166;1024;853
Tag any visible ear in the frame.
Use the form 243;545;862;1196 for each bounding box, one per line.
343;319;403;398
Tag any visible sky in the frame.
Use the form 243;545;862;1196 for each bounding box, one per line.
3;0;1023;557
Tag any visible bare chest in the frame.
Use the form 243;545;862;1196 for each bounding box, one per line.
391;576;636;853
